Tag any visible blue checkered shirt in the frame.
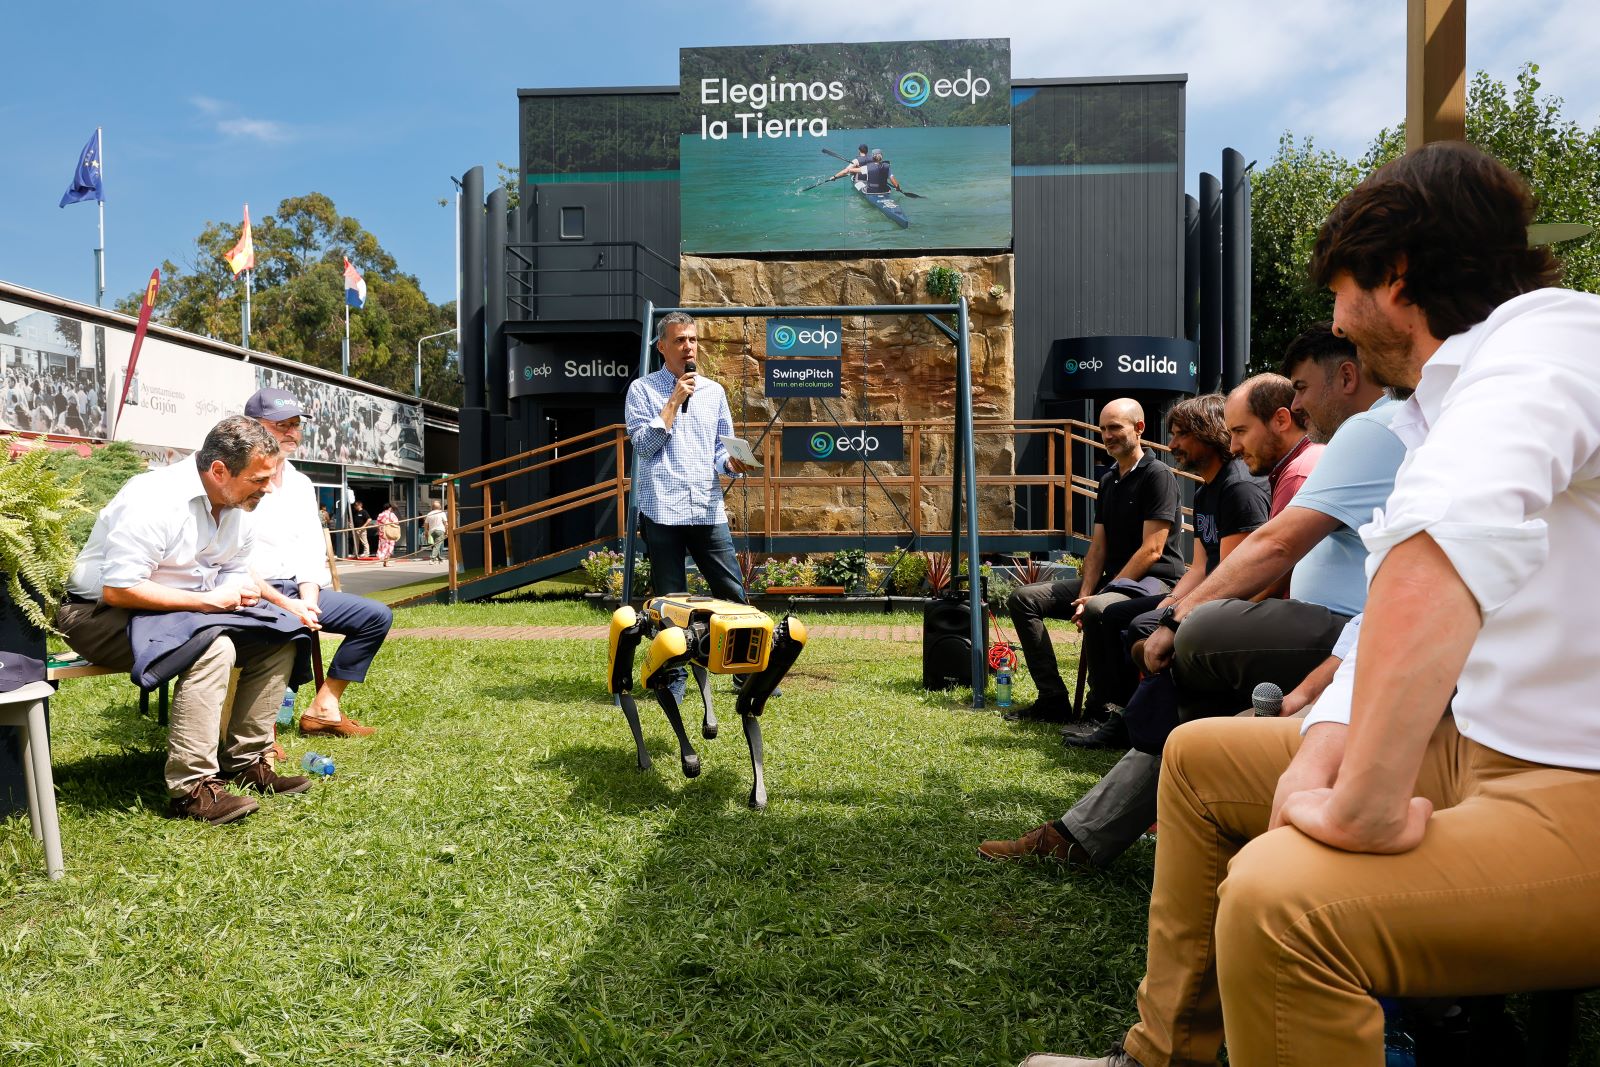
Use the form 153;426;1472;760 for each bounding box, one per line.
625;366;737;526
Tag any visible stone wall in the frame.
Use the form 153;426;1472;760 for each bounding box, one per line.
679;254;1015;536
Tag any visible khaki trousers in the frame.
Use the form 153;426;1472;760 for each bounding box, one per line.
55;600;295;796
1122;714;1600;1067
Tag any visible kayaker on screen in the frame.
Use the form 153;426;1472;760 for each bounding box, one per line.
831;143;871;180
848;149;902;195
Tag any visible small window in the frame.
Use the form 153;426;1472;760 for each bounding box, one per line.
559;206;585;240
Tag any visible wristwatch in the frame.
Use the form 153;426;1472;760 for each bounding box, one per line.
1157;605;1181;632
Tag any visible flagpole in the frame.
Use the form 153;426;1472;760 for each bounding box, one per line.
343;303;350;377
95;127;105;307
243;267;252;349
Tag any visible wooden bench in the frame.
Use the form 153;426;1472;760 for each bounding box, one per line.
46;656;170;723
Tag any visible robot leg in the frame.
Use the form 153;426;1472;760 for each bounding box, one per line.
732;616;808;810
607;607;651;772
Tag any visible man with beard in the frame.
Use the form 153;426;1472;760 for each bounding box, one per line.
1017;142;1600;1067
982;395;1267;864
55;417;310;825
1006;399;1184;724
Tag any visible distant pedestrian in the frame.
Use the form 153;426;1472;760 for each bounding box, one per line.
349;501;371;557
375;504;400;567
424;500;448;563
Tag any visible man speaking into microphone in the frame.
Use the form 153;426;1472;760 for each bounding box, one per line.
624;311;752;628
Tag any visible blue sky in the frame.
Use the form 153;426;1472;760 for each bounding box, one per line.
3;0;1597;314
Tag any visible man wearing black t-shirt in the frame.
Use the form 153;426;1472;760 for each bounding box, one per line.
1005;398;1185;723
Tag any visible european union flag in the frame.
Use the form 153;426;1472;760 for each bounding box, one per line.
59;130;103;208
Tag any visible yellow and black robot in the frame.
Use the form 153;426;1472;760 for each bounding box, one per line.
608;594;806;810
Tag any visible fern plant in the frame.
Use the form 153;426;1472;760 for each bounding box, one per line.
0;441;89;634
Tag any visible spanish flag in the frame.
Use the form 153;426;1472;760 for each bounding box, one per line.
224;204;255;277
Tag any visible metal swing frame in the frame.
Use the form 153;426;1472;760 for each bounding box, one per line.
620;298;989;709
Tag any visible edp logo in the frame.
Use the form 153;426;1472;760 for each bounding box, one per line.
809;432;834;458
1065;358;1104;374
766;318;843;356
895;68;992;107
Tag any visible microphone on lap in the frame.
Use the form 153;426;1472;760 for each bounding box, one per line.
1252;681;1283;717
682;358;696;412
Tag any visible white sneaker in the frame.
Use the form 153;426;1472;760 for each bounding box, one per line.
1018;1049;1140;1067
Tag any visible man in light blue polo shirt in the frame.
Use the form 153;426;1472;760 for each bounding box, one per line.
1143;324;1407;719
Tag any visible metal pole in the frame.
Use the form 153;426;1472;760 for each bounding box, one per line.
415;329;456;396
96;128;105;308
620;301;655;605
956;297;985;709
342;304;350;377
242;268;252;349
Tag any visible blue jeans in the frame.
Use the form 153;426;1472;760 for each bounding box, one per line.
638;516;746;702
268;581;393;682
637;516;746;603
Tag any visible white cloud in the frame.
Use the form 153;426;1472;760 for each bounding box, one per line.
743;0;1600;167
217;117;293;143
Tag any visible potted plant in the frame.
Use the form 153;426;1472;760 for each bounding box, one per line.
0;441;88;815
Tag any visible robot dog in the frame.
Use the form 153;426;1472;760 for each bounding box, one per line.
608;595;806;810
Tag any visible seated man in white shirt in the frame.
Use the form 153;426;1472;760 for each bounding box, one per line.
55;416;311;826
242;388;391;738
1018;143;1600;1067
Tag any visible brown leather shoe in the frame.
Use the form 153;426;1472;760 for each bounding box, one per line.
169;778;259;824
978;821;1094;866
298;714;376;738
224;755;312;795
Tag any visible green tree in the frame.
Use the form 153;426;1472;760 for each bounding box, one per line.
1249;134;1360;370
117;194;461;403
1250;63;1600;373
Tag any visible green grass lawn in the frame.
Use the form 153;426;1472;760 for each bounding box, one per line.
0;598;1148;1066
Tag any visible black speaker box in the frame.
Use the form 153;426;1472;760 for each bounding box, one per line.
922;593;987;690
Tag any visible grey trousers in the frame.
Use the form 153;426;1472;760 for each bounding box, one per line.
56;600;295;795
1060;748;1162;866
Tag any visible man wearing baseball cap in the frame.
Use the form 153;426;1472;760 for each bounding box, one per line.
244;386;391;738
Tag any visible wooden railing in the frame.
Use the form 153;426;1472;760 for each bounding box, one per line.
435;418;1196;596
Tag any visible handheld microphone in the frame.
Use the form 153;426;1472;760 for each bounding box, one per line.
682;358;696;411
1252;681;1283;717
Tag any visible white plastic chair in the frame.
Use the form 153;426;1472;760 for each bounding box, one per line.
0;680;63;879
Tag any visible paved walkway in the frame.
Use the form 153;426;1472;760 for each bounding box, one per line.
389;623;1080;643
390;623;928;642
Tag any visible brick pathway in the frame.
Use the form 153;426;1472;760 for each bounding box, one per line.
389;623;1079;644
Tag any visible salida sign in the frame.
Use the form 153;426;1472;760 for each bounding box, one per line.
1051;336;1199;395
781;424;904;462
510;342;633;397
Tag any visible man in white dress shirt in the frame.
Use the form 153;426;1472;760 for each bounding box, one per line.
56;416;310;825
1018;143;1600;1067
242;387;390;737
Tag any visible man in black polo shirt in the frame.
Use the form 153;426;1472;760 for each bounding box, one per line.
1005;398;1184;723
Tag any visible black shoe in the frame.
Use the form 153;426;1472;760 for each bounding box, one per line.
1061;713;1129;750
1003;696;1073;724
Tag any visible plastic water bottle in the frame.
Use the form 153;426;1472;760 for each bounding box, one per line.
995;666;1013;708
276;687;297;727
1380;998;1417;1067
301;752;336;777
